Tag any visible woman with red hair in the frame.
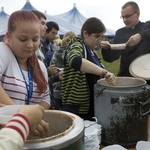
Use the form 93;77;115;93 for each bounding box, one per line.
0;10;50;109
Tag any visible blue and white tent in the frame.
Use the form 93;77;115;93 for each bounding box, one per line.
21;0;81;35
0;7;9;36
54;3;115;37
54;3;86;29
21;0;36;10
0;0;115;38
0;0;36;37
46;13;81;35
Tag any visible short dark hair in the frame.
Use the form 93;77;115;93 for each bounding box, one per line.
81;17;106;38
31;10;46;20
46;21;59;33
122;1;140;12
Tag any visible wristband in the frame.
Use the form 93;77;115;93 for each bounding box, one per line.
101;69;108;78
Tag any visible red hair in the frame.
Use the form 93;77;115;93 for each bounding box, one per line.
29;54;48;95
8;10;39;33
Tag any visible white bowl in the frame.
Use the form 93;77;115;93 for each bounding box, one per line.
136;141;150;150
102;144;127;150
110;43;126;50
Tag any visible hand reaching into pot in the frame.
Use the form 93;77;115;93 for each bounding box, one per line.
18;104;49;138
32;120;49;138
104;71;116;86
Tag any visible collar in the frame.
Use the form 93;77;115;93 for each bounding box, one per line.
130;21;141;29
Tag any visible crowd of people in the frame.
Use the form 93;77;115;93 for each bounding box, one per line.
0;1;150;149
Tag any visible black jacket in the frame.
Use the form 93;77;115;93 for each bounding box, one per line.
102;21;150;77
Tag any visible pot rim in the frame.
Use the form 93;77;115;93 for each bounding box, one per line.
23;110;84;150
97;77;147;88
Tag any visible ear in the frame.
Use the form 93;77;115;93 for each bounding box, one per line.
136;10;140;17
83;30;88;38
3;32;10;44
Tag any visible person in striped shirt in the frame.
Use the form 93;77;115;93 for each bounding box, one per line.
62;17;116;120
0;104;46;150
0;10;50;109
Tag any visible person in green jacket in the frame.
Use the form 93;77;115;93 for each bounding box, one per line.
62;17;116;120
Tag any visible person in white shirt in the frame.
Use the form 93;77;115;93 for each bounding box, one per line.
0;10;50;109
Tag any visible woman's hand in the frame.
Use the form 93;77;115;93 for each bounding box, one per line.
18;105;49;138
31;120;49;138
105;72;116;86
17;105;45;130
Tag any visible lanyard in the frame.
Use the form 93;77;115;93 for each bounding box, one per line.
83;41;105;68
18;61;33;105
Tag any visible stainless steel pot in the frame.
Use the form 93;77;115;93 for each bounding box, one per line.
94;77;150;148
23;110;84;150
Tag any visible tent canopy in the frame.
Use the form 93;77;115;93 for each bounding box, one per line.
0;7;9;35
54;3;115;37
21;0;36;10
54;3;86;28
46;14;81;35
0;0;115;37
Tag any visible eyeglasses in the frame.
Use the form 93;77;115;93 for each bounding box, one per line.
120;12;137;19
91;34;103;41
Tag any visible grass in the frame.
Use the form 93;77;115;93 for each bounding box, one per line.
95;49;120;76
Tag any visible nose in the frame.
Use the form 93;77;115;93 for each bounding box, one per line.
123;19;128;25
123;17;128;22
45;24;48;30
26;40;34;47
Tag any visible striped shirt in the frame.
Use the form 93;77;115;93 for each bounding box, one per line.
62;37;90;114
0;114;30;150
0;42;50;105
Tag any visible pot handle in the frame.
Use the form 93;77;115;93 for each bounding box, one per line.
95;87;105;97
139;98;150;116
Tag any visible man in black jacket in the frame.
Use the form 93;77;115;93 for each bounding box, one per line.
101;1;150;77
